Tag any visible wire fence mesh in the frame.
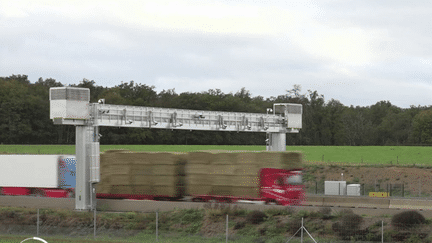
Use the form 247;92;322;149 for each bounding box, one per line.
0;205;431;242
305;181;432;199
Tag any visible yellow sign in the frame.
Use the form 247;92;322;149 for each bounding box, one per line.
369;192;390;197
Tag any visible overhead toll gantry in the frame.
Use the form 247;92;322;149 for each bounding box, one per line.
49;87;303;210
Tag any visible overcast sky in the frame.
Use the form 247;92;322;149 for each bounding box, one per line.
1;0;432;108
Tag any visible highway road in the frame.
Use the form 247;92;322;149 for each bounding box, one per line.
1;195;432;217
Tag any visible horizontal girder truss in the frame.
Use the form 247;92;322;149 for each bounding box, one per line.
88;104;301;133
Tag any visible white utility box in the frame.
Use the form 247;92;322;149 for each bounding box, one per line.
88;142;100;183
49;87;90;120
347;184;361;196
324;181;346;196
273;103;302;129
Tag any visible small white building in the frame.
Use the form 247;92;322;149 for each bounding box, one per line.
347;184;361;196
324;181;346;196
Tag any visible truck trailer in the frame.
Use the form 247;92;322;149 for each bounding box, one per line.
0;155;76;198
0;152;305;205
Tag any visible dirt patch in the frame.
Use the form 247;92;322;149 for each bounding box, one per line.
199;218;226;238
304;165;432;195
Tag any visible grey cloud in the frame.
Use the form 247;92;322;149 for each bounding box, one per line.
1;1;431;109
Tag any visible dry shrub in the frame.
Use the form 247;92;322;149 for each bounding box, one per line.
247;210;267;225
391;210;425;229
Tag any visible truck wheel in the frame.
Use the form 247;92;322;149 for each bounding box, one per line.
266;200;278;205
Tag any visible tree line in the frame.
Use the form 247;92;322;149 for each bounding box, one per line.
1;74;432;146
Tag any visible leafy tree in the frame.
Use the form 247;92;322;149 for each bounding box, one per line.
286;84;306;99
3;74;30;85
99;87;128;105
156;88;178;108
0;77;59;144
412;109;432;144
377;109;411;145
35;77;63;88
325;99;346;145
2;75;431;146
340;106;372;146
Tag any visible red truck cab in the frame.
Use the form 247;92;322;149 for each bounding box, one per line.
260;168;305;205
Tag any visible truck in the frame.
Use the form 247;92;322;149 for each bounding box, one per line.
0;155;76;198
189;168;304;206
0;153;305;206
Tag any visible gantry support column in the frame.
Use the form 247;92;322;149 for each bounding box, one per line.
267;132;286;151
75;125;97;210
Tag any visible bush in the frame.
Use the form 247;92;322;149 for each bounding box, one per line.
332;208;354;218
1;210;17;219
296;210;310;219
264;207;295;217
287;219;302;234
405;234;423;243
232;205;248;217
391;211;426;229
234;221;246;230
247;210;267;225
332;213;363;240
319;207;332;219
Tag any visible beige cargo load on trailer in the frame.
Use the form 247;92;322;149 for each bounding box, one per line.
97;151;187;197
186;150;303;198
97;150;302;199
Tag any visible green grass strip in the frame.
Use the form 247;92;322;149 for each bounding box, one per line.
1;145;431;166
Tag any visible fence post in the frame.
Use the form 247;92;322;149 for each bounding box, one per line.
226;214;228;243
156;211;158;242
419;179;421;197
402;184;404;197
94;209;96;239
37;208;39;236
375;179;377;192
301;217;304;242
315;181;317;194
381;220;383;243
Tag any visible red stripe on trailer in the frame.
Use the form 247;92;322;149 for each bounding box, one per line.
97;193;156;200
43;189;69;198
2;187;30;196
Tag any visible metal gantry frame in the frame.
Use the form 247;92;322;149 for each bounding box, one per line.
49;87;303;210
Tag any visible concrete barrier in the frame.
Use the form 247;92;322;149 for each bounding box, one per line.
97;199;297;212
389;199;432;210
302;195;324;207
323;196;359;208
96;199;206;212
4;195;431;212
0;195;74;209
323;196;390;209
355;197;390;209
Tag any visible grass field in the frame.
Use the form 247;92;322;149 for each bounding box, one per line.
0;145;431;166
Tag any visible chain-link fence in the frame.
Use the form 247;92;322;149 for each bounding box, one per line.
305;181;432;198
0;206;431;242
